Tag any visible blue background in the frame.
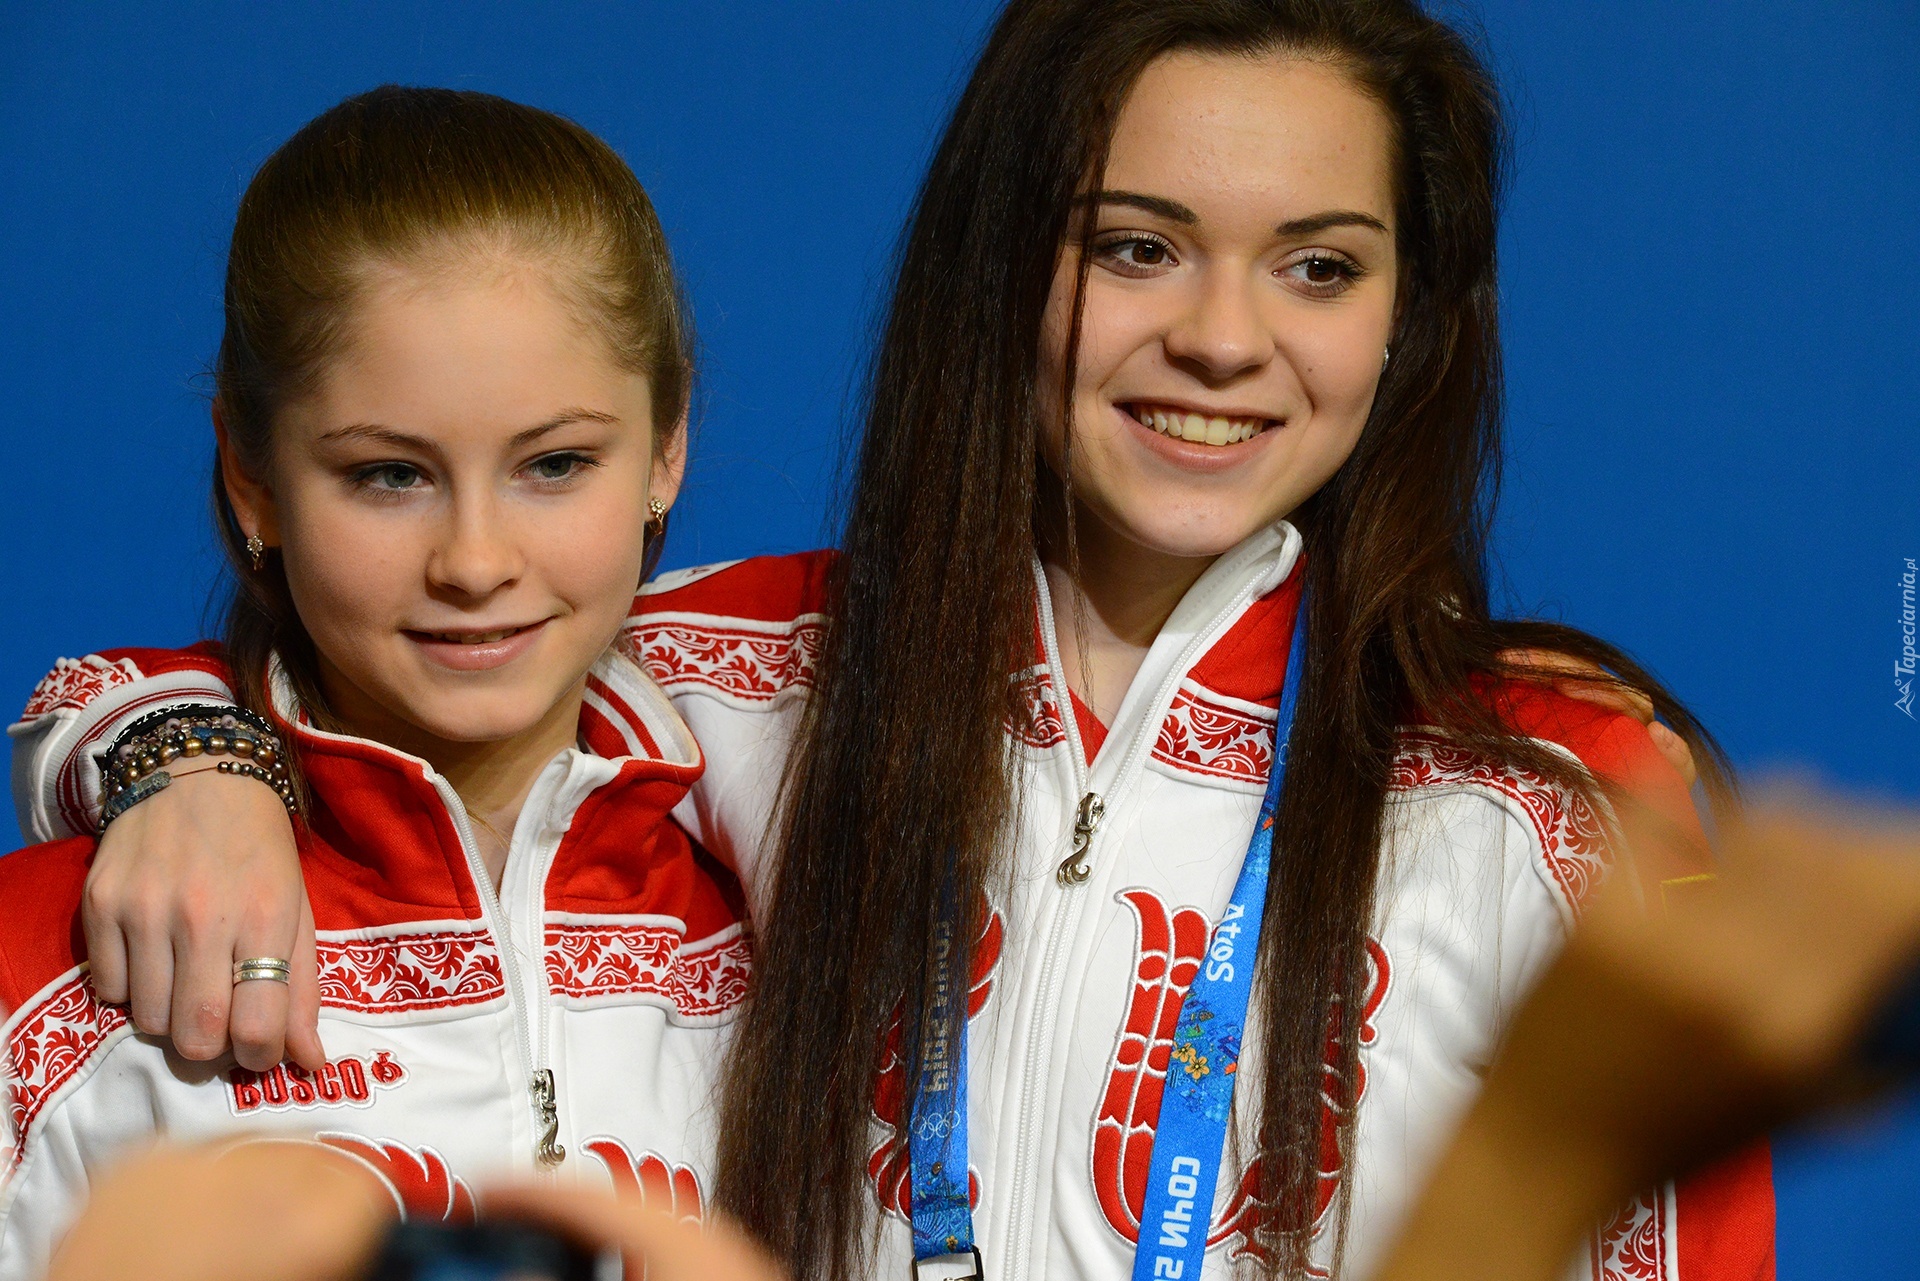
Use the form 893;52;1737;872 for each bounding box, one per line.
2;2;1916;1271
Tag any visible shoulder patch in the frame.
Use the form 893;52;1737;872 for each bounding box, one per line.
622;618;824;705
18;656;141;722
640;559;744;596
633;549;836;624
1389;732;1611;920
624;551;834;705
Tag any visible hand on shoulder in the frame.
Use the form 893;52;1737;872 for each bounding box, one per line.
82;766;319;1071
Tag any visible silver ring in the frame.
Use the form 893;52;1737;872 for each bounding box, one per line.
233;956;292;985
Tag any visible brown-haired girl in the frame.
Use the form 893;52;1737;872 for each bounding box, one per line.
15;3;1775;1279
0;86;745;1276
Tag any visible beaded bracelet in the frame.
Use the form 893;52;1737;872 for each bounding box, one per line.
97;703;296;833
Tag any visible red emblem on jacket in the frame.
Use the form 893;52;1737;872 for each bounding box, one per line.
229;1134;475;1222
317;1133;476;1221
585;1136;707;1226
1092;889;1390;1264
227;1050;408;1115
867;902;1006;1219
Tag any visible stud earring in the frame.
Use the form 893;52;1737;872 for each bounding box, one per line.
1382;345;1392;370
645;498;668;540
245;536;266;572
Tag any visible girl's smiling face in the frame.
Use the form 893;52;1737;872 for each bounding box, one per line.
223;250;680;755
1038;49;1399;561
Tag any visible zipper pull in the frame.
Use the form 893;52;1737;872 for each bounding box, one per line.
531;1069;566;1167
1056;792;1106;887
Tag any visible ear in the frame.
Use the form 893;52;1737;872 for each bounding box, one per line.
647;408;689;513
213;401;281;547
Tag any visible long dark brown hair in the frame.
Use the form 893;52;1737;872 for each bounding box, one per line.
717;3;1731;1278
213;86;692;727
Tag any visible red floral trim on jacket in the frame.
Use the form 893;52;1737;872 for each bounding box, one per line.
1388;733;1610;915
18;657;140;720
1009;666;1068;751
316;929;506;1015
5;971;130;1173
621;619;824;703
1595;1189;1670;1280
1150;683;1277;784
544;920;751;1021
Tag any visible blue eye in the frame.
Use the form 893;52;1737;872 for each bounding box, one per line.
358;463;423;491
524;452;599;484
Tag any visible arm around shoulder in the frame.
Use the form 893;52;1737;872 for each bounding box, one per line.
10;644;235;843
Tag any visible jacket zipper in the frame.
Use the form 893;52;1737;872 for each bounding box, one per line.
430;769;568;1170
1054;793;1106;886
1002;561;1271;1281
1001;569;1098;1281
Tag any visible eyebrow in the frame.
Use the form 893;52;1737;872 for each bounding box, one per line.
316;407;622;452
1085;191;1390;239
1090;190;1199;223
1276;210;1390;237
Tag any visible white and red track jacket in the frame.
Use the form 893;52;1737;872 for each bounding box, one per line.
11;521;1774;1281
0;650;748;1279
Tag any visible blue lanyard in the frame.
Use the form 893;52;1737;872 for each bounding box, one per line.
908;599;1309;1281
909;904;980;1280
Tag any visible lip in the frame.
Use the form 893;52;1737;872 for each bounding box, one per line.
403;619;552;672
1114;402;1284;475
1127;398;1280;424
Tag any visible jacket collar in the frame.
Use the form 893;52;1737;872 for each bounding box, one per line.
1031;520;1302;699
267;647;705;925
1028;520;1304;792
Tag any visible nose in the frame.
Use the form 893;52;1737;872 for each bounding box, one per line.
1161;266;1276;383
427;492;524;600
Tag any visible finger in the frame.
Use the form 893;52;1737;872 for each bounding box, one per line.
480;1183;785;1281
1498;648;1659;724
1647;722;1699;790
125;917;176;1038
1555;679;1657;725
229;907;296;1072
286;893;327;1071
171;922;235;1062
81;866;132;1006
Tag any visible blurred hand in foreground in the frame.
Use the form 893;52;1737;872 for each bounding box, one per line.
45;1142;788;1281
44;1141;390;1281
1376;789;1920;1281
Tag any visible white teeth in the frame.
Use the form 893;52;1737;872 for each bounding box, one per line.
432;628;516;644
1134;406;1270;447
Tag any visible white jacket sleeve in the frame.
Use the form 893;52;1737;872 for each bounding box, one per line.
0;1087;103;1281
8;652;233;844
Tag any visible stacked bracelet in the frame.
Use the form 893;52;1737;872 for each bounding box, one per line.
97;703;296;833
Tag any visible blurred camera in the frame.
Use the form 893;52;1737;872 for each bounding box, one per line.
366;1221;617;1281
